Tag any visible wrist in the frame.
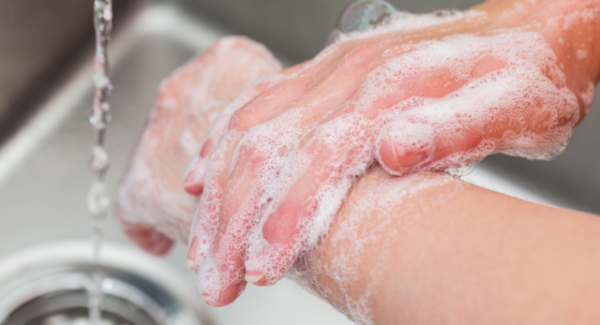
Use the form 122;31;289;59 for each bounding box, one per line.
288;170;464;324
482;0;600;118
290;166;600;324
537;0;600;117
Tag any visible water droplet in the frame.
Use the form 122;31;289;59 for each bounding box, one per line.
103;7;112;21
90;146;110;173
92;72;109;89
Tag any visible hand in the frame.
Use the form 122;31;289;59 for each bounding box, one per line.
115;36;281;255
184;0;598;306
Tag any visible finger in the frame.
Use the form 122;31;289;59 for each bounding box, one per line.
376;60;580;175
376;109;481;175
197;252;247;307
184;61;311;196
121;221;174;256
183;74;284;195
114;186;179;256
197;148;263;306
186;63;316;271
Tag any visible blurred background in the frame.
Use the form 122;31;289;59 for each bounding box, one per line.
0;0;598;324
0;0;482;142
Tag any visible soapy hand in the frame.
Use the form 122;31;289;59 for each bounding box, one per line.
184;0;597;306
115;36;282;255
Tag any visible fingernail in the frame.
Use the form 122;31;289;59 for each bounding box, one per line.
187;236;198;270
184;171;204;195
245;271;264;284
393;147;431;169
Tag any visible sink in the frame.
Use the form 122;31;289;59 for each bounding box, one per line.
0;0;598;324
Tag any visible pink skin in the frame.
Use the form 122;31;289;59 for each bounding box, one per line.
185;0;598;307
115;36;282;255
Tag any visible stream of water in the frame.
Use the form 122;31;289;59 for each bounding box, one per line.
87;0;113;323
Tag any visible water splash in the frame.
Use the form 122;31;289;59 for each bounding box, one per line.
87;0;113;323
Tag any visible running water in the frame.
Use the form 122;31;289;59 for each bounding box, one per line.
87;0;113;323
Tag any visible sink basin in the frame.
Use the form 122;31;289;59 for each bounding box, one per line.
0;0;598;324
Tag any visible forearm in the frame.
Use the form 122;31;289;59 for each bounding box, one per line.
293;168;600;325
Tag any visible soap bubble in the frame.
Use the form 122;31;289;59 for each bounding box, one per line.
327;0;397;46
337;0;397;33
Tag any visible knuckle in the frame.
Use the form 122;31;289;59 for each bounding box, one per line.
237;128;268;164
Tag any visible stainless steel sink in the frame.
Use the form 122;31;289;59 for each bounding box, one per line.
0;0;598;324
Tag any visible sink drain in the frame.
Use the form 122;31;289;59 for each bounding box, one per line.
0;241;208;325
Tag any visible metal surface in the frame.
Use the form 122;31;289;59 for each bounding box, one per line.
0;241;203;325
0;0;133;144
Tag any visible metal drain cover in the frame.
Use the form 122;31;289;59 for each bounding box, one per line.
0;241;208;325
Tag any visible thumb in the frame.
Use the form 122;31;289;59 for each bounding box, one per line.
376;113;483;176
376;66;579;176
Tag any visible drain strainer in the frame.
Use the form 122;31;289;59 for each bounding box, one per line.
0;241;208;325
